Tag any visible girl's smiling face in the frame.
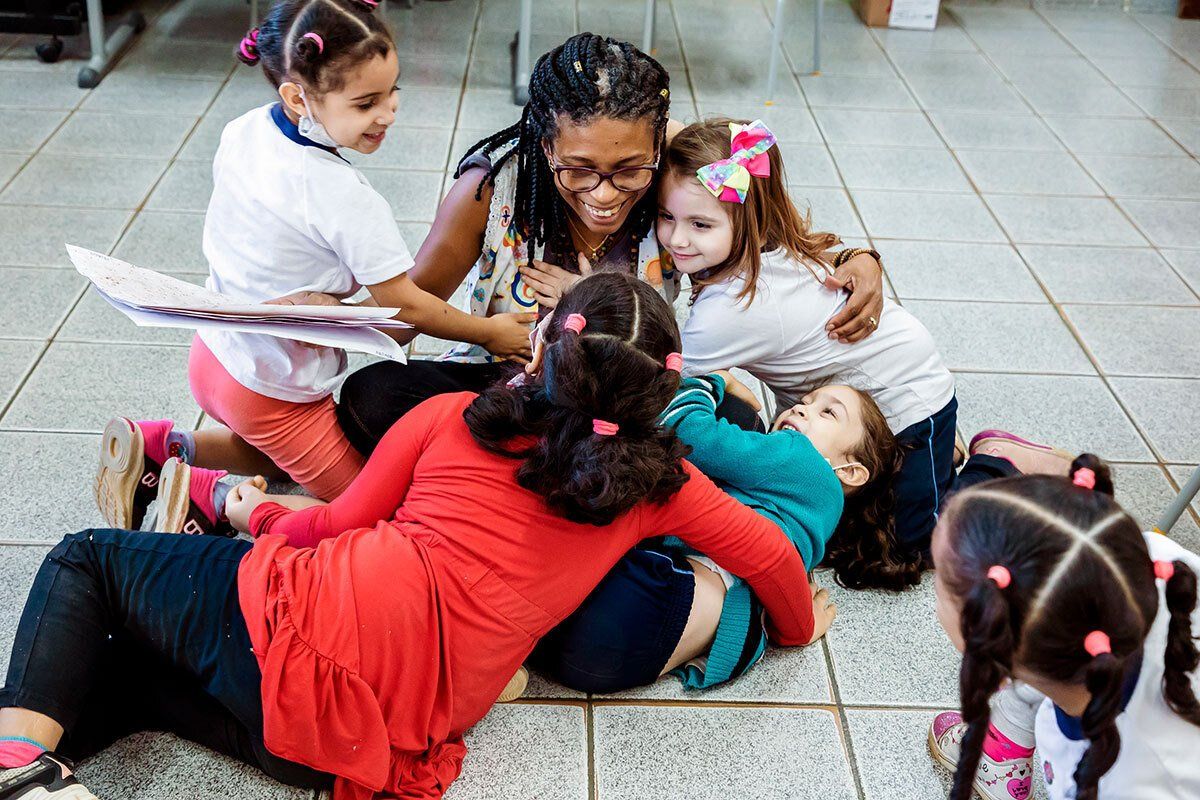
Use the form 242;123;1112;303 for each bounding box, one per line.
655;170;733;275
282;48;400;154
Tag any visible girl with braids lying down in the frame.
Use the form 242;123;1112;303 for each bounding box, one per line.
333;31;886;455
927;456;1200;800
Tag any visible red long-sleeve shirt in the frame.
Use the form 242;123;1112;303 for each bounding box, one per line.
237;392;814;800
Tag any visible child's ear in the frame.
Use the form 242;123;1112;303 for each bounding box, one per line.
837;463;870;490
278;82;306;118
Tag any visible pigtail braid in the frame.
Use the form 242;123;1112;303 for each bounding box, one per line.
1073;653;1126;800
951;580;1016;800
1163;561;1200;725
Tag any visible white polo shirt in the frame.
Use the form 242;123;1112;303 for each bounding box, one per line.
199;103;413;403
681;249;955;434
1034;532;1200;800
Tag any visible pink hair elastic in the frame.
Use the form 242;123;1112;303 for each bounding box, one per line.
1154;560;1176;582
1073;468;1096;490
1084;630;1111;657
665;352;683;373
563;313;587;334
358;0;380;7
302;32;325;53
593;419;619;436
986;565;1012;589
239;28;260;61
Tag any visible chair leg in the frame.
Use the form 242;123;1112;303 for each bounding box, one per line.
764;0;787;102
1156;465;1200;535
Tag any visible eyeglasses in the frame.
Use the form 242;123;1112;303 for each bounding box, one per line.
546;152;659;193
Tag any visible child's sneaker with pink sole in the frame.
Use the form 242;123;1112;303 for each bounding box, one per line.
94;418;181;530
929;711;1035;800
154;458;235;536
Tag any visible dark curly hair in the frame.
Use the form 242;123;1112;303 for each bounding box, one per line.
457;32;671;256
236;0;393;94
821;389;918;592
464;272;688;526
936;455;1200;800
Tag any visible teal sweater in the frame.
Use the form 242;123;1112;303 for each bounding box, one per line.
659;375;844;689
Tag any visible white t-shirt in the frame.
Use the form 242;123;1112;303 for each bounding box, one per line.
199;103;413;402
681;249;955;434
1035;533;1200;800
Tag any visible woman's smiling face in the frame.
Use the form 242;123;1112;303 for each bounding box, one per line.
543;115;659;237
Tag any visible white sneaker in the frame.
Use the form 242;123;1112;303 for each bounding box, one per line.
929;712;1034;800
0;753;99;800
496;666;528;703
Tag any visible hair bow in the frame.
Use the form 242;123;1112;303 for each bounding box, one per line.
696;120;777;204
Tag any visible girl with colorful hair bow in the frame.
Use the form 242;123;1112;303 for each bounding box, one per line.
656;117;1076;591
927;455;1200;800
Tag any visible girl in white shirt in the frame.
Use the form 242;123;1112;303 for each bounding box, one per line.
94;0;533;535
658;118;1071;590
928;458;1200;800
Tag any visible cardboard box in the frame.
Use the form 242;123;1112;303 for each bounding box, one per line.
855;0;940;30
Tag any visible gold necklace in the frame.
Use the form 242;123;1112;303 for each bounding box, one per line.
567;214;612;262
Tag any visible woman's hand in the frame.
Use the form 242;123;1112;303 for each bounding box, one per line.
518;253;594;309
806;583;838;645
225;476;269;534
713;370;762;413
822;252;884;344
483;311;538;363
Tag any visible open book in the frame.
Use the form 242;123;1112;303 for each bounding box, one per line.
67;245;411;362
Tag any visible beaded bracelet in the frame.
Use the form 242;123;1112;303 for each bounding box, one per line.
833;247;883;270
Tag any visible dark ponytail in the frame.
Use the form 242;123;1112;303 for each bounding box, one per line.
457;32;671;254
1163;561;1200;725
237;0;392;93
464;272;688;525
1069;453;1115;496
950;579;1016;800
1074;652;1126;800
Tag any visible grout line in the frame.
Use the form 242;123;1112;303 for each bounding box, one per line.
585;700;597;800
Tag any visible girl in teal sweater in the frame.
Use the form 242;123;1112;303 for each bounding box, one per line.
532;370;901;691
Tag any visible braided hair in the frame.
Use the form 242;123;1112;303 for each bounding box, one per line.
236;0;392;94
937;455;1200;800
464;272;687;526
458;32;671;255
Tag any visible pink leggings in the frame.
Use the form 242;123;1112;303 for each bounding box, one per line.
187;337;365;501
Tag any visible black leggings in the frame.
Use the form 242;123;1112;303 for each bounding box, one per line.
0;529;330;791
336;359;511;456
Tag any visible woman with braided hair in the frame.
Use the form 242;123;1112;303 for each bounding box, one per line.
334;31;886;456
927;456;1200;800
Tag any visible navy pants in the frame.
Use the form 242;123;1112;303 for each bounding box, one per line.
0;529;330;790
893;396;1019;558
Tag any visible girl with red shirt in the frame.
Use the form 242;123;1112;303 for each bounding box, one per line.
0;273;831;800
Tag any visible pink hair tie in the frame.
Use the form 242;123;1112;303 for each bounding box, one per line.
302;32;325;53
665;352;683;373
239;29;260;62
593;419;619;436
1154;560;1176;582
358;0;380;7
563;313;587;334
1073;468;1096;490
986;565;1012;589
1084;630;1111;657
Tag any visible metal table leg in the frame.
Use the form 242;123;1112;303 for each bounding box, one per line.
812;0;823;74
511;0;533;105
77;0;144;88
251;0;258;27
1156;465;1200;535
642;0;655;54
764;0;786;103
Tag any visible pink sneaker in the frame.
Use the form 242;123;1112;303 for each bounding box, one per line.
94;418;176;530
969;429;1074;477
928;712;1034;800
154;458;233;536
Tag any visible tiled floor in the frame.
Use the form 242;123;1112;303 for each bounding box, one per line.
1;0;1199;797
